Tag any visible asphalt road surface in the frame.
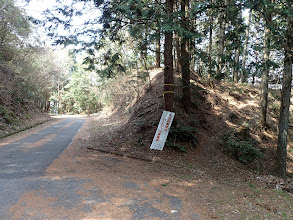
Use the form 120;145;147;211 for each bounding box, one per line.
0;118;85;218
0;117;201;219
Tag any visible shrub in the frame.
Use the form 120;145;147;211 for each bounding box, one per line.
191;84;207;101
221;133;263;164
270;103;280;115
0;106;18;125
166;125;198;152
0;105;7;116
3;115;14;124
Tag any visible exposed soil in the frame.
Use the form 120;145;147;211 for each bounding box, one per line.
44;111;292;219
87;69;293;175
83;69;293;218
1;112;292;219
2;68;292;219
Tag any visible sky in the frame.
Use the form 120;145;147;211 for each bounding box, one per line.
16;0;55;19
16;0;101;22
16;0;101;48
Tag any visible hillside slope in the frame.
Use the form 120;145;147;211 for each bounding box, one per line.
88;68;292;175
0;64;51;138
85;68;293;218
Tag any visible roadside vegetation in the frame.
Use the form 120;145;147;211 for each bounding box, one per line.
0;0;292;217
33;0;292;177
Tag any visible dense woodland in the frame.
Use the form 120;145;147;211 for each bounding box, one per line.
0;0;292;177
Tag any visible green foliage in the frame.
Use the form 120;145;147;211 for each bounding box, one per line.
191;83;207;101
0;0;75;121
166;141;187;152
49;63;101;115
0;105;17;125
29;0;293;86
0;105;7;117
2;114;16;125
221;133;263;164
133;119;146;127
227;87;244;94
270;103;280;115
166;125;198;152
24;113;31;119
191;83;207;94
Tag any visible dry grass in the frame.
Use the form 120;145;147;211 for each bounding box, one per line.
90;68;293;174
85;67;293;218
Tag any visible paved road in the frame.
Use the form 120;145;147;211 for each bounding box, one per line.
0;118;85;218
0;117;201;219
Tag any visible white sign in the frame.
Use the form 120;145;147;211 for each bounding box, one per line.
150;110;175;150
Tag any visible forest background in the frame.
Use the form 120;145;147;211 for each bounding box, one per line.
0;0;292;178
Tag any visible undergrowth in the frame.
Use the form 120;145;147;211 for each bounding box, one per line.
0;105;18;125
166;125;198;152
221;132;263;164
98;68;153;112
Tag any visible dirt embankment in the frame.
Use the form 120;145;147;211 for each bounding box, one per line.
0;110;51;139
5;67;290;219
84;69;293;218
87;68;293;175
45;114;292;219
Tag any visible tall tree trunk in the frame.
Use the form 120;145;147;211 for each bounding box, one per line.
180;0;190;112
173;39;177;69
144;26;149;69
197;61;203;77
175;34;180;71
139;26;148;69
216;0;227;78
232;0;241;82
155;29;161;68
275;12;293;177
241;10;252;83
88;104;91;116
57;82;60;114
208;0;215;78
234;46;240;82
189;10;196;74
155;0;161;68
260;8;272;127
216;21;225;76
253;32;259;86
164;0;174;112
174;2;180;72
57;82;62;114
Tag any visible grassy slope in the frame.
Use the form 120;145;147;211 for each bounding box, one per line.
0;106;51;139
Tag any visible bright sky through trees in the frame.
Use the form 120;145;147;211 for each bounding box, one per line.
2;0;291;178
16;0;101;48
15;0;55;44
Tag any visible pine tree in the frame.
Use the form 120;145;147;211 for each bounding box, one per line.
155;0;161;68
260;0;273;127
241;9;252;83
164;0;175;112
216;0;228;79
275;0;293;176
180;0;191;112
208;0;215;78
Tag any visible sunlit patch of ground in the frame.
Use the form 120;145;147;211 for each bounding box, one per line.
52;114;89;118
0;118;63;148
